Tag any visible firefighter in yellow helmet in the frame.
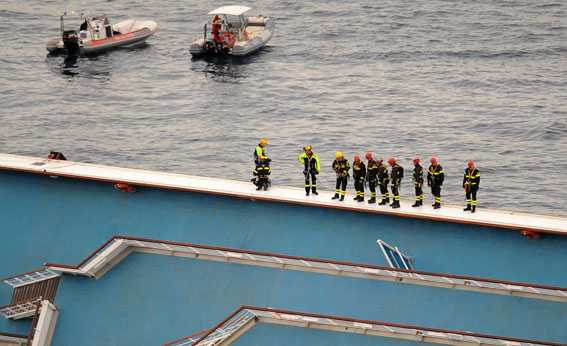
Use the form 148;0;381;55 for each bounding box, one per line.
412;158;424;207
254;139;269;165
298;145;321;196
331;152;350;201
252;139;271;191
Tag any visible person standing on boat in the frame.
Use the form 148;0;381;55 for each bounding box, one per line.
365;153;378;204
388;158;402;209
212;15;221;43
427;157;444;209
331;152;350;201
254;139;269;166
412;158;424;207
298;146;320;196
463;161;480;213
377;157;390;205
352;156;366;202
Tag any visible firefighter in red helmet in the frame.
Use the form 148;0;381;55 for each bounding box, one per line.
365;153;378;203
388;158;403;209
427;157;444;209
412;158;424;207
377;157;390;205
352;155;366;202
463;161;480;213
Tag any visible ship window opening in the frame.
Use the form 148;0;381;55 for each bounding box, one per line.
377;240;414;270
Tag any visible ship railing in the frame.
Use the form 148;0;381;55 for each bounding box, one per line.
44;236;567;303
2;268;59;288
0;297;42;320
164;306;564;346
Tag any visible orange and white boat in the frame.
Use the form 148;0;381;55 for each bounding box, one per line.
46;12;158;54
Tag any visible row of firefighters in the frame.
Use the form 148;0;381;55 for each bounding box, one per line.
253;139;481;212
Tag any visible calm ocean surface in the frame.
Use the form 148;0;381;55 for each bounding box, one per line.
0;0;565;216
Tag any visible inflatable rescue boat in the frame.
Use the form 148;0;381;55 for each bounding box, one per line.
46;12;158;54
190;6;274;57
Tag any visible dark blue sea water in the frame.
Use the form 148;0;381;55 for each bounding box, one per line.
0;0;565;216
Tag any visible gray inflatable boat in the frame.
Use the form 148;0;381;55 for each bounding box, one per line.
190;6;274;57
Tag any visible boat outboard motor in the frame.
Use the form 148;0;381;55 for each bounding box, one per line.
62;30;80;52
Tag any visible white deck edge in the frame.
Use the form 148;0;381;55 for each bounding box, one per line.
0;153;565;235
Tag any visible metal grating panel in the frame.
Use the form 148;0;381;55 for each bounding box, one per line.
2;268;59;288
0;298;41;320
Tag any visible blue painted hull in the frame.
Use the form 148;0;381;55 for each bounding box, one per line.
0;164;565;345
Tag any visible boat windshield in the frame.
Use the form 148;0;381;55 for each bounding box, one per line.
59;12;86;35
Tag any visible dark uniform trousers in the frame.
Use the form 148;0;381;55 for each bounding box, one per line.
414;184;423;202
335;176;348;196
377;164;390;202
368;179;377;199
431;184;441;203
304;172;317;193
466;186;478;205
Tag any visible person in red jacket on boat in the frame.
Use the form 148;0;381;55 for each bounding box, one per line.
212;15;221;43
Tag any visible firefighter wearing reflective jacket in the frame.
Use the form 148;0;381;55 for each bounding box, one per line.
298;146;321;196
331;152;350;201
365;153;378;203
377;157;390;205
412;158;424;207
253;158;271;191
352;155;366;202
254;139;269;165
427;157;444;209
388;158;402;209
463;161;480;213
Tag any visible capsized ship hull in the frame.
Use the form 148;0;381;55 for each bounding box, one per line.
0;153;565;345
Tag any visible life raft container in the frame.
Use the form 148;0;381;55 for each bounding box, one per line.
114;183;136;193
